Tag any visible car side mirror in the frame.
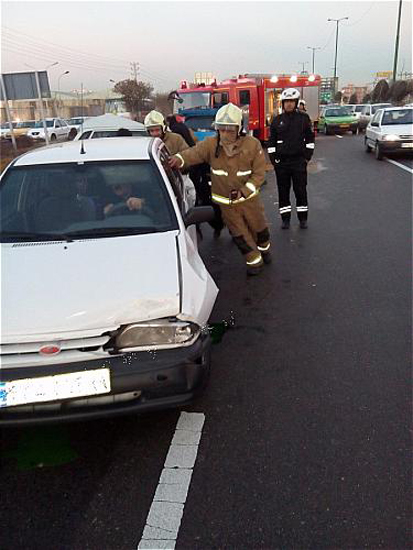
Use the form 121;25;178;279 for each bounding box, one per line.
184;206;215;227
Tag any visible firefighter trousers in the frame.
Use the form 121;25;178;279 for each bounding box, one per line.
218;196;270;268
275;161;308;221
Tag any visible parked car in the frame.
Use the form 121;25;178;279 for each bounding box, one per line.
4;120;37;139
318;106;359;135
74;113;146;140
0;137;218;425
0;122;17;139
358;103;392;131
67;116;91;139
27;118;71;142
364;106;413;160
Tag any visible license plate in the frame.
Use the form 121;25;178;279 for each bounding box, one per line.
401;142;413;148
340;124;349;128
0;368;111;408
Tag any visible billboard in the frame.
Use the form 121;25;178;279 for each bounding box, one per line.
0;71;51;101
375;71;393;78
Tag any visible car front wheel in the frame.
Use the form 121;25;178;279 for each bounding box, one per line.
50;134;57;142
323;125;329;135
375;142;383;160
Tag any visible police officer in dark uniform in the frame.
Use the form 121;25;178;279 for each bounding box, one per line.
268;88;315;229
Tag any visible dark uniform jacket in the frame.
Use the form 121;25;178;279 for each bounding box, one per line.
268;110;315;165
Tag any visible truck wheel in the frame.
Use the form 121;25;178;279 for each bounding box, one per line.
375;142;383;160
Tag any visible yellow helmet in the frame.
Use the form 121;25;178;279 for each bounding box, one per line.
144;110;166;131
214;103;243;131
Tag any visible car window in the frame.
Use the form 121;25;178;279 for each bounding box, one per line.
325;108;351;117
60;120;68;127
355;105;364;113
361;106;370;115
90;130;146;138
0;161;178;241
55;120;61;128
382;109;413;125
372;104;390;114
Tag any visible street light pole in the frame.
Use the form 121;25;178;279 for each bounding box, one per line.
25;61;58;145
328;17;349;94
57;70;70;117
392;0;403;82
307;46;321;74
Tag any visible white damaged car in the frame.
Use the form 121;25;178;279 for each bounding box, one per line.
0;137;218;425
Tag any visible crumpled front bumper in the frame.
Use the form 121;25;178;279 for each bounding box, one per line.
0;333;211;426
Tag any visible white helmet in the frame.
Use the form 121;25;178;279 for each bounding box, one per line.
144;110;166;131
298;99;306;106
214;103;243;131
281;88;301;101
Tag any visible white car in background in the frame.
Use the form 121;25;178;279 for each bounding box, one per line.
27;118;71;142
347;104;366;122
358;103;392;131
0;137;218;425
365;106;413;160
74;113;146;140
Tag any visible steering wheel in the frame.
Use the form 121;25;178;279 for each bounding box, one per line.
106;202;131;217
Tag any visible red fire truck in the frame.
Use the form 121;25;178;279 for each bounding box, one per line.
172;73;321;143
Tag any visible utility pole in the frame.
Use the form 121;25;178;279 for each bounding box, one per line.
328;17;349;94
130;61;139;82
307;46;321;74
298;61;308;74
392;0;403;82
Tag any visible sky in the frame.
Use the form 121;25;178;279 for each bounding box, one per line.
1;0;412;94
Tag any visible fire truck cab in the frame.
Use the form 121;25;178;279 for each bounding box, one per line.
173;74;321;143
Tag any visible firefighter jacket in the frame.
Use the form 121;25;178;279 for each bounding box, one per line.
163;131;189;155
268;110;315;165
175;135;266;206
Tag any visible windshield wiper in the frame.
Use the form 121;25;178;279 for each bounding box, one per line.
0;231;73;242
61;227;162;238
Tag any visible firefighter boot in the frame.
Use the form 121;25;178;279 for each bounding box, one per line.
282;216;291;229
299;220;308;229
246;251;264;276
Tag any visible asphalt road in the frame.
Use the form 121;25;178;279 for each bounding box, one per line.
1;134;411;550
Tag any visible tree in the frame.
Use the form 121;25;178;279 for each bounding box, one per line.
371;79;390;103
389;79;409;105
154;92;173;115
362;93;371;103
113;79;154;118
334;91;342;103
349;93;358;104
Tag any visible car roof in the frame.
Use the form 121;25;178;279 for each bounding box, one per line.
380;105;412;111
12;137;156;166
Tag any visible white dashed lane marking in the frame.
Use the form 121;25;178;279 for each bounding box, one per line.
137;412;205;550
385;158;413;175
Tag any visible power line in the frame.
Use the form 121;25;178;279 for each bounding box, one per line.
342;2;376;27
2;25;170;84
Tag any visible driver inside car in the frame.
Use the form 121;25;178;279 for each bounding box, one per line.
104;182;145;216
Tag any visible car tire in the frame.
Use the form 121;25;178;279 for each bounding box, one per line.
323;125;329;135
365;138;372;153
50;134;57;142
352;129;357;135
375;142;383;160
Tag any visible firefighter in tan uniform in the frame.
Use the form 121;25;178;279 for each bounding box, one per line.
144;110;189;155
169;103;271;275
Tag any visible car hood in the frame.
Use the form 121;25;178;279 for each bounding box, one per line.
325;115;357;123
380;123;413;135
1;231;181;343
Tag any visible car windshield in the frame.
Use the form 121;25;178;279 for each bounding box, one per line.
184;116;215;131
34;120;54;128
16;121;35;129
325;108;352;117
0;161;178;242
174;92;211;111
372;104;390;114
381;109;413;125
90;130;147;138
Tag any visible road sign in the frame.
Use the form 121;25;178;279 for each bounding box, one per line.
0;71;51;101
